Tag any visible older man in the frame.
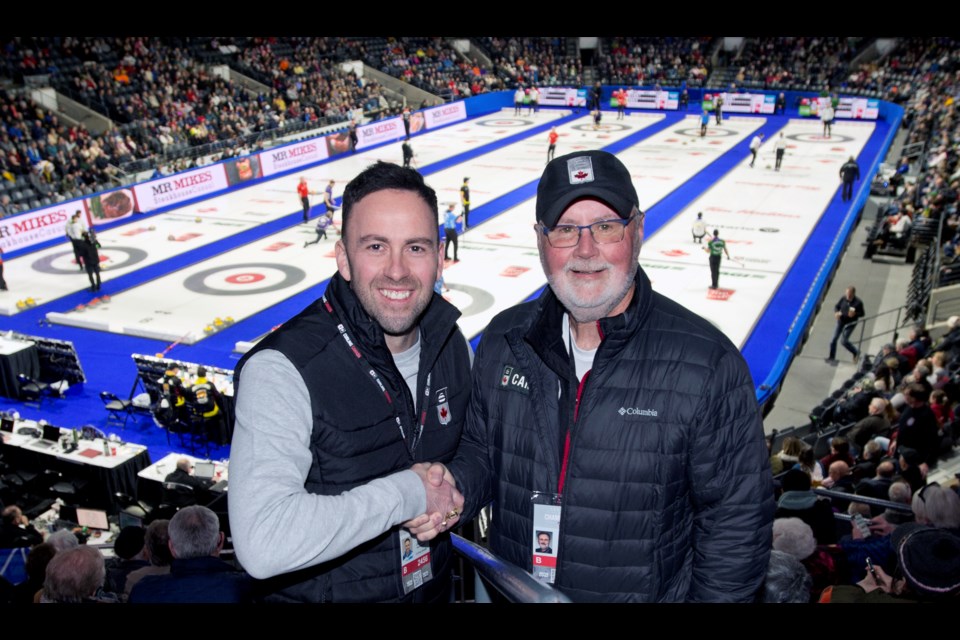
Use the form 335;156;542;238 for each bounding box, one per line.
823;461;856;511
129;505;250;603
164;457;214;492
849;398;892;451
41;545;117;603
412;150;774;602
855;460;897;514
1;505;43;548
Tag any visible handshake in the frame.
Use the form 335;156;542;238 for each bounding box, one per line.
406;462;462;541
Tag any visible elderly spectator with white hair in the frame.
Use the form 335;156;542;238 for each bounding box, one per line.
46;529;80;552
912;482;960;530
759;550;813;603
772;517;838;601
848;397;892;453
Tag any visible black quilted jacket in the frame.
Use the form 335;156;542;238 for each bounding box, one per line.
450;267;775;602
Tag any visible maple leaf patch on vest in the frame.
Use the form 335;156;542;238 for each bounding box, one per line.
435;387;451;425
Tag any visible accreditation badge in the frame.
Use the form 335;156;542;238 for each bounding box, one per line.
399;529;433;595
530;492;562;585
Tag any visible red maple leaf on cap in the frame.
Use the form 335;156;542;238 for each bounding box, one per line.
574;170;589;179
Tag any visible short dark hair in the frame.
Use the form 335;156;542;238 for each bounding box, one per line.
1;505;20;525
113;526;146;560
144;519;173;566
26;542;57;582
830;436;849;457
906;383;928;402
781;468;812;492
340;162;438;241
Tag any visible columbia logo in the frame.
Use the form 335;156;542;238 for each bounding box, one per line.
619;407;658;417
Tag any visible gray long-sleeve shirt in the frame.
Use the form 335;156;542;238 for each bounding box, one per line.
228;349;427;580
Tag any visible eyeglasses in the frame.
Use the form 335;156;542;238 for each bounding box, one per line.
538;214;640;248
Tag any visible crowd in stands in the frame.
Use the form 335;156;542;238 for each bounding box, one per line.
0;35;958;223
595;37;713;88
856;39;960;282
373;37;498;100
233;37;387;120
0;37;397;216
1;504;250;604
844;37;960;103
720;37;865;93
770;42;960;586
763;310;960;602
477;37;578;90
0;88;142;216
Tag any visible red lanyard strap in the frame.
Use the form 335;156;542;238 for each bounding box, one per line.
322;295;429;454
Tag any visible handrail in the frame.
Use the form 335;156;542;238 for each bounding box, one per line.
813;488;913;512
450;533;571;603
853;305;909;356
931;294;960;323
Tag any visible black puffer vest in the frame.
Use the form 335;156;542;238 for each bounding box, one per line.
236;273;471;602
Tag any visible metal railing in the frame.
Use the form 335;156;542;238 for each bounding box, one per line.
450;533;570;603
813;488;913;514
930;294;960;325
117;118;348;176
851;305;911;358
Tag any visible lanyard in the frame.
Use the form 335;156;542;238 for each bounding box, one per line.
558;317;602;495
322;295;430;454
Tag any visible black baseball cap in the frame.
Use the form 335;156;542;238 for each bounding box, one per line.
536;150;639;228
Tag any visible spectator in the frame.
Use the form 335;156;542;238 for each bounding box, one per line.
848;398;892;452
103;526;148;595
821;461;856;511
823;523;960;602
818;436;855;473
0;505;43;548
855;459;897;513
772;517;838;601
893;383;941;468
912;482;960;530
40;545;119;603
46;529;80;551
770;436;804;475
776;469;837;544
759;550;813;603
128;505;251;603
123;519;172;596
10;542;56;604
